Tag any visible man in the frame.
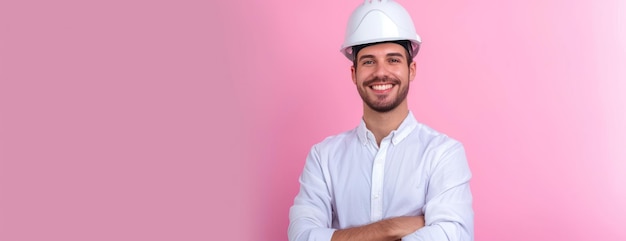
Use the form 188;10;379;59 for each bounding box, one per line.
288;1;474;240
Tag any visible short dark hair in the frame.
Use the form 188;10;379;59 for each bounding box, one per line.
352;40;413;69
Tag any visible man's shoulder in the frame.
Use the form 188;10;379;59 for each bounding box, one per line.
311;127;359;152
413;121;464;151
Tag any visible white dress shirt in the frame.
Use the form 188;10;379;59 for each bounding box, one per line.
288;112;474;241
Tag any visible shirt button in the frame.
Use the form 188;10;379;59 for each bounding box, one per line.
374;194;379;199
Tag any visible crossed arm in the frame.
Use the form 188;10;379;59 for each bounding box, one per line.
330;216;425;241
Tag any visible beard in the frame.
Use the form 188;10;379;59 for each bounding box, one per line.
358;76;409;113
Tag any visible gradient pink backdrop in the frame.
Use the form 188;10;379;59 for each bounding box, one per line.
1;0;625;240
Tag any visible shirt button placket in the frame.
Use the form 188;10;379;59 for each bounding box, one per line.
370;141;388;222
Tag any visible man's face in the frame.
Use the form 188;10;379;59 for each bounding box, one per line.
351;42;416;113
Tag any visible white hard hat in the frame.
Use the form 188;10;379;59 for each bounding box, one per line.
340;0;422;61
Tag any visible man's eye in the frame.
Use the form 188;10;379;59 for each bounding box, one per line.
362;60;374;65
389;58;401;63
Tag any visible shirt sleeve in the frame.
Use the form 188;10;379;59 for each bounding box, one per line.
403;142;474;241
288;145;336;241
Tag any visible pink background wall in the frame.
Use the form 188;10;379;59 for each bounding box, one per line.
1;0;625;240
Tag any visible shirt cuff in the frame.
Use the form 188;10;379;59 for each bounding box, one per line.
403;225;447;241
308;228;336;241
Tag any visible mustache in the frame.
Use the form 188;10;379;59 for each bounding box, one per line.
363;76;401;86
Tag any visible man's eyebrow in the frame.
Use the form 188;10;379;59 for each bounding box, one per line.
386;52;405;58
358;54;375;62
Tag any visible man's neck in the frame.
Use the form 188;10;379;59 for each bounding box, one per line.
362;103;409;146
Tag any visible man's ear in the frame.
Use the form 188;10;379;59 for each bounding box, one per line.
351;65;357;85
409;61;416;81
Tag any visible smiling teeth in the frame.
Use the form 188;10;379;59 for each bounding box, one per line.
372;84;393;90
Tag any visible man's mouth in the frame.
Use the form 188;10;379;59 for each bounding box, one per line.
371;84;394;91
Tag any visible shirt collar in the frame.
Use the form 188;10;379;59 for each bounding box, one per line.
357;111;418;146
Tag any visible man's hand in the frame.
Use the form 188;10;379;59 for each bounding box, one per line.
331;216;425;241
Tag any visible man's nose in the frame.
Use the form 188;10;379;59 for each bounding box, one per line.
373;62;390;79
